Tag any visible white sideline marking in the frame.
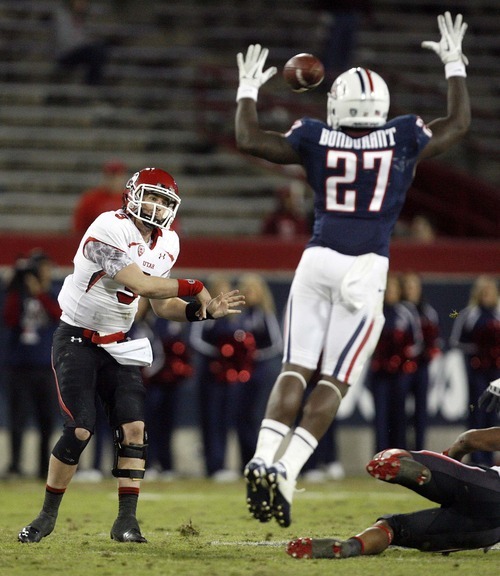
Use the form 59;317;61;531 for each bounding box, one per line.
209;541;500;552
210;540;289;547
111;491;412;502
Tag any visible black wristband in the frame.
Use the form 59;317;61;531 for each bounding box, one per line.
185;301;214;322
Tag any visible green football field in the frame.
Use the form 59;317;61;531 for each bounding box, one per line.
1;476;498;576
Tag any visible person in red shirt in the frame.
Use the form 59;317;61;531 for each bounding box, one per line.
261;181;311;240
73;160;128;234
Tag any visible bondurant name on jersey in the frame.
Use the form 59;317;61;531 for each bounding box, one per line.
319;126;397;150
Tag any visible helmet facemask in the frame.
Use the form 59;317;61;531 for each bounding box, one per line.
327;67;390;129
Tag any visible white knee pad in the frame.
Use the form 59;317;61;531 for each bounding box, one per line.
277;371;307;390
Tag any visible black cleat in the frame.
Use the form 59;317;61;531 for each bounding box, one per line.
110;516;147;543
18;511;56;543
244;458;272;523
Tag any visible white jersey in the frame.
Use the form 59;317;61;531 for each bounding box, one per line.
59;210;180;333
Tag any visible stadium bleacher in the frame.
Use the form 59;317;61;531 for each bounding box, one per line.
0;0;498;237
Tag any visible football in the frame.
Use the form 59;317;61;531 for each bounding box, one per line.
283;53;325;92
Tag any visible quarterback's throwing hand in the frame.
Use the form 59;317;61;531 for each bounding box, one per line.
422;12;468;68
205;289;245;319
236;44;277;102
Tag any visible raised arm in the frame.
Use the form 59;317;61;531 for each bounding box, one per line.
114;262;213;318
116;264;245;322
418;12;471;161
235;44;301;164
445;426;500;461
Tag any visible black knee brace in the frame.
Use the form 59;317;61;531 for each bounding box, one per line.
112;426;148;480
52;427;91;465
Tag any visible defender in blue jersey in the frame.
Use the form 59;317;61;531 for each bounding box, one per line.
235;12;471;528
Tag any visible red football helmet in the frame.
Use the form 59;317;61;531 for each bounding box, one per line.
124;167;180;230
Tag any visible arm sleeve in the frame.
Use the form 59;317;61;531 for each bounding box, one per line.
83;239;134;278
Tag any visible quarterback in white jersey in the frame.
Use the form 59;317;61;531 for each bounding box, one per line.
19;168;244;545
59;208;180;334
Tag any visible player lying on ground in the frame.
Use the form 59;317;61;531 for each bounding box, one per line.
287;426;500;558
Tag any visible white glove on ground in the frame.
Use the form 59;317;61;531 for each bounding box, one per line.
422;11;468;78
236;44;277;102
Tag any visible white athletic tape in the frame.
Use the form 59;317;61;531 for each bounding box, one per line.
317;379;343;404
445;61;466;78
277;370;307;390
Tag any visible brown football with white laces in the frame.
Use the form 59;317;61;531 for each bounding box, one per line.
283;53;325;92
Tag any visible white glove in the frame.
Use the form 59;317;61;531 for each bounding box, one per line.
478;378;500;414
421;12;468;78
236;44;277;102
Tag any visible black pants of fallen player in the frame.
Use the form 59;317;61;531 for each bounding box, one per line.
381;450;500;552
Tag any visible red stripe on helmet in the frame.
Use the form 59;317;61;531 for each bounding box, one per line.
364;68;375;94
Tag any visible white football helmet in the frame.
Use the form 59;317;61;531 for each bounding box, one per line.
124;167;180;230
327;67;390;129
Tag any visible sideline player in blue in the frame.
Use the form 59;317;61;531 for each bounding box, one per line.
235;12;471;528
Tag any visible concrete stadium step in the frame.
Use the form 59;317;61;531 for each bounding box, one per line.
0;104;206;130
0;147;253;176
0;125;210;153
0;192;277;236
0;170;289;205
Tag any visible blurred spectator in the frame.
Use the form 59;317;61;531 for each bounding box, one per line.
449;275;500;466
365;273;422;453
393;214;438;241
2;251;61;479
73;160;128;235
261;181;311;240
401;272;442;450
190;273;282;481
235;273;283;465
52;0;110;86
313;0;373;85
134;300;193;480
190;274;246;481
409;214;437;243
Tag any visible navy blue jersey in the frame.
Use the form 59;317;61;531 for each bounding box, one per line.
285;115;432;257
